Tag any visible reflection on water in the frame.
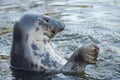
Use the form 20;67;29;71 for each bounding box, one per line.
0;0;120;80
11;68;87;80
11;69;50;80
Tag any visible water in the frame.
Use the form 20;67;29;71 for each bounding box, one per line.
0;0;120;80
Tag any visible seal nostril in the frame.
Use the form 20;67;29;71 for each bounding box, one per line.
60;28;64;32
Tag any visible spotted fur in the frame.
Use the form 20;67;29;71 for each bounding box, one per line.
10;14;66;72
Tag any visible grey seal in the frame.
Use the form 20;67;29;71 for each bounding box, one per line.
10;14;100;75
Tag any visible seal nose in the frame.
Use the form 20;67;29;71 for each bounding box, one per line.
58;22;65;32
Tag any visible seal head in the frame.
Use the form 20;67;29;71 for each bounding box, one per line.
37;16;65;39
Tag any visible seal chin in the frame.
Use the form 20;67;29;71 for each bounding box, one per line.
46;33;56;39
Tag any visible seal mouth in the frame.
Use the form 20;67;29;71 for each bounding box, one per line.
47;30;58;38
51;30;56;34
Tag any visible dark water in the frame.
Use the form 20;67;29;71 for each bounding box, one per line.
0;0;120;80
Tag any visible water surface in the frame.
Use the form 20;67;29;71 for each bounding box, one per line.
0;0;120;80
